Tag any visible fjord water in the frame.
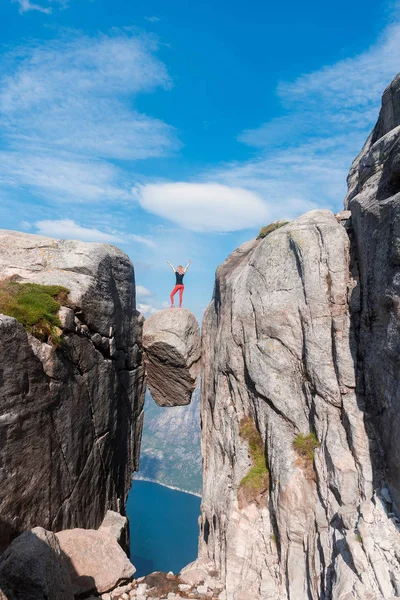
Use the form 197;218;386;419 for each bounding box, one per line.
127;480;201;577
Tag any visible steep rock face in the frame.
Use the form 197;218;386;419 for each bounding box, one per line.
199;211;400;599
142;308;201;407
345;73;400;513
0;230;145;548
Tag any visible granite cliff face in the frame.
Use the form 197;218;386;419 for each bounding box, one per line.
0;230;146;549
199;208;400;595
345;73;400;514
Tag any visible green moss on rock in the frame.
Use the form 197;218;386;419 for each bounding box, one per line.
239;416;269;495
0;280;70;345
257;221;289;239
293;432;320;461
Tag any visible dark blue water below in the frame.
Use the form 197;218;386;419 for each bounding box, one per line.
126;480;201;577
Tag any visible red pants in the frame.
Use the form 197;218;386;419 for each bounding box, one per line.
170;284;184;307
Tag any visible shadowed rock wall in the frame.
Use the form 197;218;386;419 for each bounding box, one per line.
345;73;400;514
0;230;146;548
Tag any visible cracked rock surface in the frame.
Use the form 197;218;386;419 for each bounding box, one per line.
345;73;400;514
0;230;146;548
199;209;400;599
142;309;201;407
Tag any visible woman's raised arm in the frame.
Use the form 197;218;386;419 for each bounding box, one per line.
167;261;176;272
184;259;192;273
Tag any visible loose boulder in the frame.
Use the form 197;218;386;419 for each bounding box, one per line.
0;527;73;600
56;528;135;596
98;510;130;554
142;308;201;406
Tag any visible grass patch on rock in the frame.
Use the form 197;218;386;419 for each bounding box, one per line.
257;220;289;239
238;416;268;508
0;280;69;345
293;432;320;481
293;432;320;461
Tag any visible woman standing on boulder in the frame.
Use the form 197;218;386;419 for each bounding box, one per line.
167;260;192;308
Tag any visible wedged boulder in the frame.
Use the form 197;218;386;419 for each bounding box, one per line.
142;308;201;406
56;528;135;596
0;527;73;600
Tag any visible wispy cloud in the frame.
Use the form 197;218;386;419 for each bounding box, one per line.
127;233;156;248
134;22;400;232
0;153;132;203
34;219;124;243
145;16;160;23
136;285;152;298
219;22;400;216
13;0;67;14
33;218;158;247
0;31;178;203
137;302;158;316
14;0;51;13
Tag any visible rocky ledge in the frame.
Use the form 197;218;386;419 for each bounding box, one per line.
142;308;201;407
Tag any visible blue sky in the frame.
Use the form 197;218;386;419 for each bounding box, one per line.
0;0;399;319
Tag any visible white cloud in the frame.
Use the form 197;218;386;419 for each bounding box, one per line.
14;0;51;13
145;16;160;22
136;182;269;232
34;219;124;243
13;0;67;13
127;234;156;248
136;285;152;298
0;153;132;203
20;221;32;230
137;302;158;315
0;32;177;203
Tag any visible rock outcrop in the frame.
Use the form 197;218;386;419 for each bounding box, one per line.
0;230;146;547
142;308;201;407
345;73;400;514
0;527;73;600
199;208;400;599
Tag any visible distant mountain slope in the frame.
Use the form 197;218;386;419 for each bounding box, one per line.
135;388;202;496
